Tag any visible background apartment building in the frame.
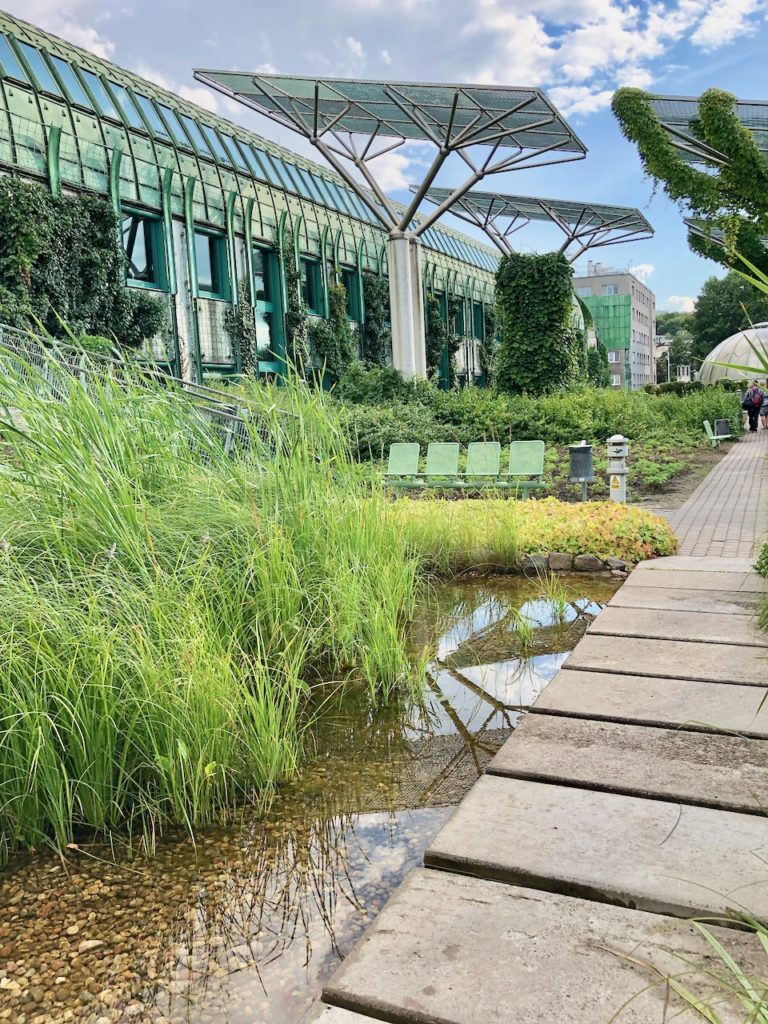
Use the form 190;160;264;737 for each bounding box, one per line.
573;262;656;389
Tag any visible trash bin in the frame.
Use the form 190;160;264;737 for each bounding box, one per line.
715;418;731;437
569;442;593;501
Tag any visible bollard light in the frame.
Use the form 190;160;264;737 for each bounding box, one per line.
569;440;594;502
607;434;629;503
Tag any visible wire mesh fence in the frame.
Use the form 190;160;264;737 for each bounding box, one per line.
0;323;288;457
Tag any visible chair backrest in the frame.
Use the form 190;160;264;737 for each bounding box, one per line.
508;440;545;477
425;442;460;477
386;442;420;476
465;441;501;476
703;420;714;439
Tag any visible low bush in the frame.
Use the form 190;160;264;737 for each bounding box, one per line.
393;497;676;575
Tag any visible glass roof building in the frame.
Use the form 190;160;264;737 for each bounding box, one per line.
0;10;499;382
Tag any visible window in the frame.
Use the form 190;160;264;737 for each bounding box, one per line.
253;247;280;361
258;151;288;189
454;300;465;336
49;56;91;108
194;230;229;299
603;284;619;295
611;374;622;387
134;93;170;138
79;69;119;119
472;301;484;341
157;105;188;146
105;82;142;129
178;114;214;157
300;257;323;314
341;267;361;321
200;124;231;164
0;33;29;83
575;286;592;297
17;43;61;96
223;135;250;174
608;351;620;363
122;211;165;289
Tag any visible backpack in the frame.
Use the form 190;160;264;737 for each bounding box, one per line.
753;388;765;408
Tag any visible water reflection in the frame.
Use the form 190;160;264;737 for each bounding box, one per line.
0;574;617;1024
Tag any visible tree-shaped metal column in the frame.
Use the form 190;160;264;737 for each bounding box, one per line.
193;71;586;376
416;188;653;261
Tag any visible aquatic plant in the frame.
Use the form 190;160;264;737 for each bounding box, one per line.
0;356;421;862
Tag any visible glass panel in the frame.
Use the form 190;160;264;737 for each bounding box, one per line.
310;173;335;207
252;248;272;304
80;69;119;119
256;150;286;188
0;34;29;83
266;153;293;189
279;159;306;195
49;56;91;108
295;166;323;202
341;267;360;320
108;82;144;130
243;145;268;181
157;104;187;145
17;43;61;96
300;258;321;313
255;310;273;356
134;93;170;138
195;231;226;295
178;114;213;157
200;124;231;163
224;135;250;173
122;212;161;285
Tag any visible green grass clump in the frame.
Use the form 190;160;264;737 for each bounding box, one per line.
0;359;420;862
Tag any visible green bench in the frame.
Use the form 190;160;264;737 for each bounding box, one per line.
384;440;546;498
703;419;732;449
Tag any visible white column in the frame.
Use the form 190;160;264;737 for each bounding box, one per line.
388;232;426;378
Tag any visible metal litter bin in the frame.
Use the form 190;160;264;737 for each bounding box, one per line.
715;418;731;437
569;442;594;501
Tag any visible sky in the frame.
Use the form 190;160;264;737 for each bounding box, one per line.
6;0;768;312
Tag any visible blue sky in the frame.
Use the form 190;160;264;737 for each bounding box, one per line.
8;0;768;311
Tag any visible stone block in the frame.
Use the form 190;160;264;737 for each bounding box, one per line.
605;556;629;570
588;606;767;647
548;551;573;571
573;553;604;572
609;585;761;614
521;553;548;574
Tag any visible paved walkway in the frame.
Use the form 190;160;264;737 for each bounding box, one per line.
306;435;768;1024
668;428;768;557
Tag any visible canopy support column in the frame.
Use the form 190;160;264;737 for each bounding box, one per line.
388;232;425;377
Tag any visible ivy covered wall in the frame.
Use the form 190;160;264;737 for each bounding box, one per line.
0;177;166;347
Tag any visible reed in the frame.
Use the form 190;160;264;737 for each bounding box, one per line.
0;358;421;862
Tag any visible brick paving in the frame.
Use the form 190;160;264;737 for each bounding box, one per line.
667;429;768;558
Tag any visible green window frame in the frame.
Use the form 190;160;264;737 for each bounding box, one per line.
0;34;29;84
472;301;484;341
16;42;61;97
194;229;229;300
108;82;145;131
122;209;167;291
300;257;323;315
78;69;120;120
341;266;361;322
49;55;91;109
252;246;283;365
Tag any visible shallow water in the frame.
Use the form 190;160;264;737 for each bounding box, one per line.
0;575;617;1024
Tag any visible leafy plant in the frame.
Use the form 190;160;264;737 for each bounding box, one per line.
309;281;357;380
282;234;309;370
494;252;581;395
425;291;448;379
361;272;391;366
224;276;259;374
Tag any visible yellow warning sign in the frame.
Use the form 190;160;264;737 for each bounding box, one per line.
610;475;620;488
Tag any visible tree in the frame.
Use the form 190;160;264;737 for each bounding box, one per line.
612;88;768;277
656;311;694;338
656;330;693;383
691;272;768;362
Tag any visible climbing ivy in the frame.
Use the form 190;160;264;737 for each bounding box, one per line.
479;305;497;383
587;339;611;387
308;281;356;380
282;235;309;371
0;177;166;347
612;87;768;275
494;252;580;395
424;292;447;379
223;276;258;375
360;272;391;366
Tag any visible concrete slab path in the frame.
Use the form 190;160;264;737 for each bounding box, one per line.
314;433;768;1023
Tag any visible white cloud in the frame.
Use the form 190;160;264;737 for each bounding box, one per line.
255;62;279;74
381;49;392;65
136;65;219;113
632;262;655;283
691;0;763;49
345;36;365;60
664;295;696;312
367;149;413;191
2;0;115;58
548;85;613;116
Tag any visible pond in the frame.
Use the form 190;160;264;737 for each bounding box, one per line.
0;575;618;1024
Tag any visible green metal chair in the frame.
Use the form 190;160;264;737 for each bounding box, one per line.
500;440;546;498
384;442;422;488
424;442;460;485
464;441;501;479
703;420;731;449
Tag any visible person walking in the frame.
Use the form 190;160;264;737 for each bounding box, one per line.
761;390;768;430
742;380;765;432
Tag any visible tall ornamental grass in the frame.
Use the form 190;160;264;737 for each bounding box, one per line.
0;358;420;862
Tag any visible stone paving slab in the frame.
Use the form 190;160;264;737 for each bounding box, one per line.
565;634;767;685
488;714;768;813
424;775;768;919
302;1005;376;1024
635;557;758;573
624;570;767;592
323;870;763;1024
533;669;768;736
609;586;762;614
589;606;768;647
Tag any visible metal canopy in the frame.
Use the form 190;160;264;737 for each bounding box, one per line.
416;187;653;260
647;95;768;166
685;217;768;249
193;71;587;234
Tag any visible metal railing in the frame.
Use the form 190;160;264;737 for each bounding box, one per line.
0;324;290;456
